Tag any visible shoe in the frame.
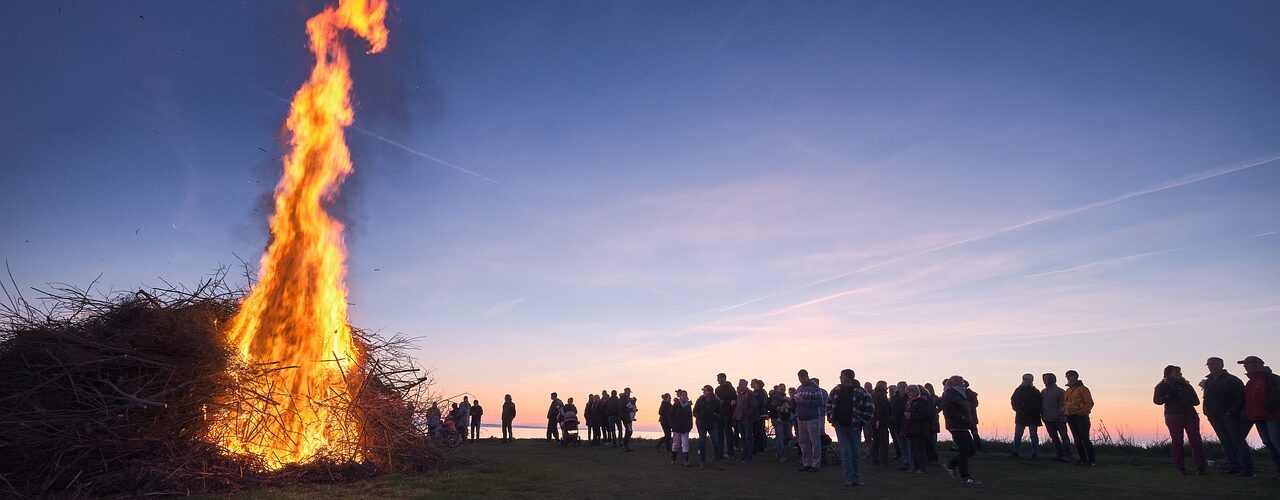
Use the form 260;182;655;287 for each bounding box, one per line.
913;470;926;474
798;466;813;472
844;481;863;487
945;465;957;477
963;477;981;485
671;460;677;465
1223;469;1239;475
897;466;910;471
1239;472;1256;478
777;456;787;463
808;467;821;473
684;461;691;467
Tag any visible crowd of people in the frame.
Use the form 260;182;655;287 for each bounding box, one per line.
443;354;1280;488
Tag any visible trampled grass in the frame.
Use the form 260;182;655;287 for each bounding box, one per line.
210;438;1279;499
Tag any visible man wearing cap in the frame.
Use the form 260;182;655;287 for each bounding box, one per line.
1240;356;1280;478
1203;356;1252;477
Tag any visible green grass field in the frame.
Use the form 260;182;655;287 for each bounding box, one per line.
213;438;1278;499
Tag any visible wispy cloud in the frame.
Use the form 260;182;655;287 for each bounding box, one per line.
485;298;526;316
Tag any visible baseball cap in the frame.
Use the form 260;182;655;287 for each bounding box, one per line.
1237;356;1264;365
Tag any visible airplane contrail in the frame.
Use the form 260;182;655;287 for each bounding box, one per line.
679;155;1280;321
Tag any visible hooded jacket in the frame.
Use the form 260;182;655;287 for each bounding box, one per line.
1011;385;1043;425
1244;366;1280;422
940;387;973;430
694;394;721;431
1040;384;1066;423
669;399;694;433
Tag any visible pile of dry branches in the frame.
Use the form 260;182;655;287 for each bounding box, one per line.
0;270;446;497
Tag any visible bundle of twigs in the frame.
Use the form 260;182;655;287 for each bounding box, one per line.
0;269;446;498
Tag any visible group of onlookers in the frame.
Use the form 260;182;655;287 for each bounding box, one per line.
1152;355;1280;477
543;389;639;449
424;395;485;442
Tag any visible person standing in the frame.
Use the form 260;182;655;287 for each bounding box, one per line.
545;392;563;442
1202;356;1253;476
770;383;793;462
752;379;769;454
693;385;723;470
1010;374;1042;459
457;397;472;442
620;388;636;451
889;381;911;470
870;381;891;465
1063;370;1096;466
1240;355;1280;478
715;373;738;459
941;375;979;485
669;389;694;466
585;395;599;445
470;399;484;442
963;381;982;452
657;393;673;451
1154;365;1208;474
924;383;941;464
606;390;621;446
794;369;828;472
501;395;516;442
1041;373;1073;462
902;385;932;474
734;379;757;462
829;369;873;486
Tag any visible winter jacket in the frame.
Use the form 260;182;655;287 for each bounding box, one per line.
902;396;934;438
794;381;828;422
658;400;672;425
965;389;980;426
546;398;562;420
871;389;890;429
670;400;694;433
471;404;483;423
828;384;874;428
753;388;769;421
694;394;721;431
502;401;516;421
1063;381;1094;416
1244;366;1280;422
940;387;973;430
1011;385;1043;425
1202;371;1246;418
715;381;737;416
925;393;941;433
888;392;907;429
735;387;758;422
605;395;621;417
1153;379;1200;416
1040;385;1066;423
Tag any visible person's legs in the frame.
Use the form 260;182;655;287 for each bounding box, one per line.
1166;415;1187;471
1012;422;1026;456
970;425;983;452
697;427;710;463
835;425;860;484
909;437;927;472
623;418;634;450
1208;415;1239;471
797;420;816;468
927;431;939;463
1068;415;1096;464
1054;421;1074;460
719;414;734;458
900;431;913;469
1258;419;1280;474
1185;416;1208;472
1227;416;1253;474
949;429;973;478
889;427;902;460
1029;425;1040;457
871;426;889;464
740;419;755;461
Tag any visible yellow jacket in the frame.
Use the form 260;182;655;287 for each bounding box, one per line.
1063;382;1094;416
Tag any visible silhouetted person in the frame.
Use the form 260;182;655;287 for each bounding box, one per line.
1203;356;1252;476
962;380;982;452
924;382;940;464
715;373;737;459
862;382;875;446
694;384;723;469
1239;356;1280;477
1010;374;1042;458
1063;370;1096;466
794;369;827;472
1041;373;1073;462
546;392;563;442
607;389;622;446
870;381;890;465
829;369;873;486
889;381;911;470
501;395;515;442
902;385;931;474
620;388;635;451
457;396;472;442
734;379;756;462
470;399;484;442
670;389;694;466
770;383;793;462
941;375;979;485
751;379;768;453
657;393;673;451
1154;364;1207;474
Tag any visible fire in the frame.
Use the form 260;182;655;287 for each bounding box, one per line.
210;0;388;469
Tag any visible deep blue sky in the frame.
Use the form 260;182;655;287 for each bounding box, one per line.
2;1;1278;434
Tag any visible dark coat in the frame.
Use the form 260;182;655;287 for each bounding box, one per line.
941;388;973;430
658;400;672;425
502;401;516;421
606;395;621;417
1011;385;1043;425
871;389;890;429
901;397;934;438
1154;379;1200;416
694;394;721;431
965;389;980;426
715;381;737;415
1202;371;1246;418
669;400;694;433
888;392;908;429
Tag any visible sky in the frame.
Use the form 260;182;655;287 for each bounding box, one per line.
2;1;1278;442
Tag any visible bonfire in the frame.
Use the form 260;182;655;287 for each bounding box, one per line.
0;0;445;496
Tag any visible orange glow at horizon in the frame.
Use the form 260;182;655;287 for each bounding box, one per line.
208;0;388;469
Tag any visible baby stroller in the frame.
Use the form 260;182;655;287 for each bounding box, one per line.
561;410;581;447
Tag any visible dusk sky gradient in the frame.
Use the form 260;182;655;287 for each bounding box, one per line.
3;1;1278;440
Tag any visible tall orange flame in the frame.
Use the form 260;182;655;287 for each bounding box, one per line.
212;0;388;469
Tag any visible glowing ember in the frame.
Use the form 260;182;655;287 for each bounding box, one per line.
210;0;388;469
